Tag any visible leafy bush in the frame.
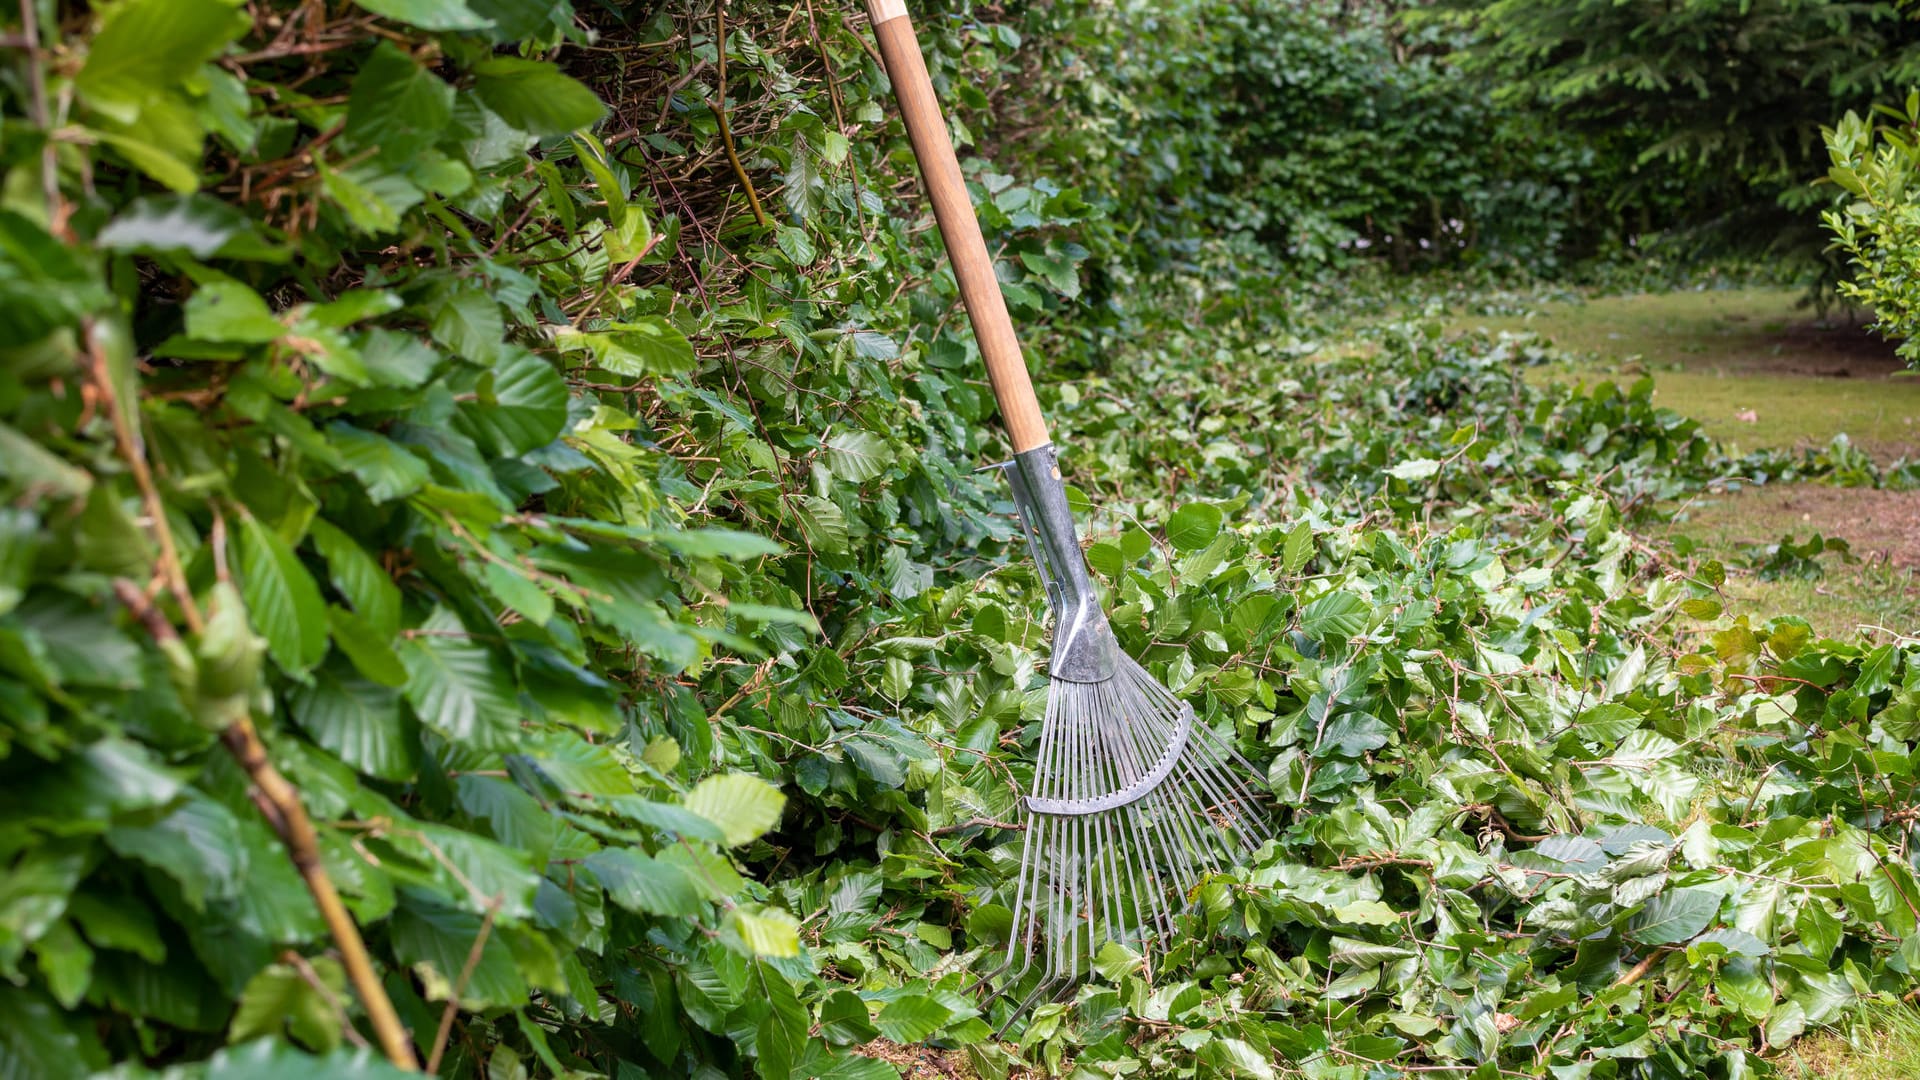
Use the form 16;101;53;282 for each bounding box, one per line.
1826;92;1920;365
6;0;1920;1077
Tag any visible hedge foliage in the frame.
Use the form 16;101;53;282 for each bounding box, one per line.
6;1;1920;1079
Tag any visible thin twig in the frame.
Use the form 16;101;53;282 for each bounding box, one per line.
425;897;502;1074
83;321;203;634
281;950;371;1051
712;0;769;226
17;0;60;230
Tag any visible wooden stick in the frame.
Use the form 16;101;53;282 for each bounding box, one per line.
714;0;769;227
85;321;419;1072
866;0;1051;453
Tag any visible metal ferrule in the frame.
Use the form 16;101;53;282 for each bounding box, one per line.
1002;444;1119;684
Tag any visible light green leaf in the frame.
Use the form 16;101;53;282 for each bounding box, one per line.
76;0;249;119
229;959;345;1052
726;905;801;958
683;773;786;846
556;318;696;377
825;430;892;483
776;225;816;265
186;280;284;344
1385;457;1441;482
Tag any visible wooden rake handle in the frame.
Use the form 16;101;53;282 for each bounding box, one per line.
867;0;1051;453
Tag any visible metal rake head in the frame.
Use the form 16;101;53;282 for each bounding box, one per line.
976;445;1273;1014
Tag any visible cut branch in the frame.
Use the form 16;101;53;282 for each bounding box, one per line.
713;0;769;227
88;321;420;1072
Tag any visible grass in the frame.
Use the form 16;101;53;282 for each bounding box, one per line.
1664;484;1920;641
1449;286;1920;640
1781;1004;1920;1079
1448;288;1920;459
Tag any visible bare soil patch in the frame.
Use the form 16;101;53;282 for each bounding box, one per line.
1693;484;1920;569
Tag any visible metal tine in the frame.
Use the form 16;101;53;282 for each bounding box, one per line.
986;460;1276;1028
1105;687;1186;941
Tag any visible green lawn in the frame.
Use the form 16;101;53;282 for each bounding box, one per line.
1451;288;1920;459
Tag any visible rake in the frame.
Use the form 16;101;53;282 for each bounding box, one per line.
865;0;1274;1009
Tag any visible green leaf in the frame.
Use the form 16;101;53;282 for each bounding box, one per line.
1166;503;1223;552
1578;703;1643;745
66;892;165;964
399;612;521;748
320;162;424;235
351;0;493;30
602;797;726;843
471;58;607;136
426;286;506;364
229;959;345;1052
570;131;629;227
523;734;631;796
105;795;245;909
683;773;786;846
328;423;430;503
776;225;816;265
96;194;283;261
310;520;402;635
825;430;892;483
585;849;704;917
76;0;250;119
203;1041;419;1079
390;891;524;1010
346;42;455;161
237;515;330;674
453;776;557;864
325;606;409;687
0;212;111;347
1629;887;1720;945
819;989;879;1046
1318;712;1390;757
450;348;567;455
754;962;807;1080
873;994;950;1043
796;496;849;554
1281;521;1314;575
35;921;92;1010
1300;590;1370;642
0;986;99;1079
290;660;418;780
557;318;696;376
186;280;285;344
726;905;801;957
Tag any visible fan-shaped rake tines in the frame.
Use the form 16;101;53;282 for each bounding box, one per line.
1005;657;1273;987
975;445;1274;1022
